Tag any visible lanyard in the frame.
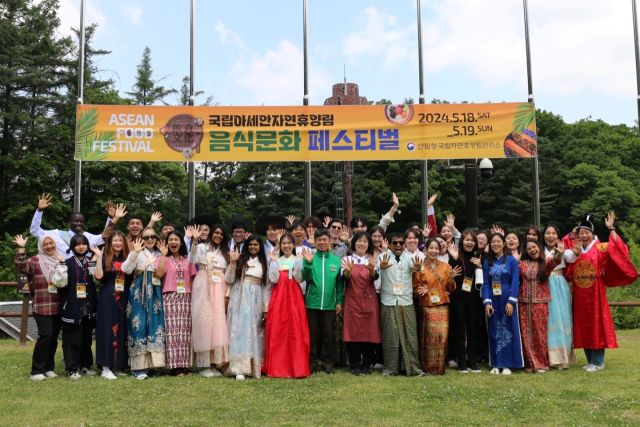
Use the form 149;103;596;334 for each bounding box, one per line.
73;256;87;284
170;255;184;282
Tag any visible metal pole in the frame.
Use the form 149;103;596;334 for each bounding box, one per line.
303;0;311;217
464;160;478;229
632;0;640;137
417;0;428;226
523;0;540;227
187;0;196;220
73;0;86;213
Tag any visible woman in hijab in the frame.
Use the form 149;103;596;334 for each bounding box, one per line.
14;234;65;381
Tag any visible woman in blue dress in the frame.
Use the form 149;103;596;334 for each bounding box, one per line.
482;233;524;375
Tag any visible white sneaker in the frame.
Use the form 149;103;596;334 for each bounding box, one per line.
200;369;215;378
582;364;593;370
211;368;222;377
101;368;117;380
135;374;149;380
536;369;546;374
112;368;127;377
490;368;500;375
502;368;512;375
372;363;384;370
67;371;81;380
81;367;96;376
585;364;604;372
236;375;245;381
448;360;458;369
45;371;58;378
30;374;46;381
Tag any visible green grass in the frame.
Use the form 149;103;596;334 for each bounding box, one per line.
1;331;639;426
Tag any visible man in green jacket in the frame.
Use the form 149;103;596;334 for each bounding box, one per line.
302;228;344;374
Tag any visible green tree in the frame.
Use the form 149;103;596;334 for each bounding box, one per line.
126;46;176;106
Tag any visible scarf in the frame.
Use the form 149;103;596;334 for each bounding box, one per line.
37;235;59;282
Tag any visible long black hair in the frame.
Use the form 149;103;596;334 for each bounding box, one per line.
165;230;188;257
67;234;91;258
458;229;478;254
542;224;561;250
522;239;548;283
487;233;507;267
235;234;267;286
278;233;295;258
205;224;230;264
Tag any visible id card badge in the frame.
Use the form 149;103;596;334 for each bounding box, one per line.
151;273;161;286
211;270;222;283
76;283;87;299
492;282;502;296
115;278;125;292
393;282;403;296
429;291;441;304
462;277;473;292
176;280;186;294
48;281;57;294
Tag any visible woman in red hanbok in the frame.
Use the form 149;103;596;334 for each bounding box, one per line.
563;212;638;372
262;233;310;378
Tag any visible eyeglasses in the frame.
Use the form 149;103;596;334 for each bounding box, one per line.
391;241;405;246
141;236;157;241
330;226;342;230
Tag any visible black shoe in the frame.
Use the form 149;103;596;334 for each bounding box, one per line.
458;364;468;373
351;368;361;376
468;362;481;373
362;366;372;375
323;367;335;375
309;363;316;374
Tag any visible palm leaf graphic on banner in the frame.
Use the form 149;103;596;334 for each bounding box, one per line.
511;103;536;134
75;107;113;161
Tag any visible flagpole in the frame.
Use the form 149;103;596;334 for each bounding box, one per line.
632;0;640;140
188;0;196;220
74;0;86;212
417;0;428;227
303;0;311;217
523;0;540;228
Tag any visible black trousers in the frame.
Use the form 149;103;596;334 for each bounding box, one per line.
307;309;335;370
31;313;62;375
346;342;375;369
450;296;480;365
476;299;489;362
62;317;95;372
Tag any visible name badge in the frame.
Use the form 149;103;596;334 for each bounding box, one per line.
393;282;403;296
77;283;87;299
176;280;186;294
462;277;473;292
48;281;57;294
429;291;441;304
115;278;125;292
211;270;222;283
492;282;502;296
152;273;161;286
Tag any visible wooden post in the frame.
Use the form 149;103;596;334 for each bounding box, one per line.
19;293;29;346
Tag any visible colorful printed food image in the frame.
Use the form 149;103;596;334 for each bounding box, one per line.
384;104;414;125
504;129;537;157
163;114;204;154
159;125;169;135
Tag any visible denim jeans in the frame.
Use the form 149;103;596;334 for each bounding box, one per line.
584;348;605;366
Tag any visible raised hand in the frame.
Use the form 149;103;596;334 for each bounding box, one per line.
392;192;400;208
510;250;522;262
445;214;456;231
184;226;193;240
427;193;438;206
191;225;202;242
132;238;144;253
267;250;278;262
287;215;296;226
341;257;354;274
296;250;304;259
450;265;462;279
157;240;168;256
340;225;350;243
447;242;458;260
410;255;423;271
323;216;332;229
605;212;616;229
306;233;315;247
54;252;65;262
230;247;240;264
12;234;27;248
365;256;377;273
37;193;53;211
556;241;565;254
244;231;251;241
302;247;314;263
379;254;391;269
91;246;103;258
106;200;115;218
491;224;504;236
115;203;128;220
422;223;432;239
381;238;389;253
150;211;162;225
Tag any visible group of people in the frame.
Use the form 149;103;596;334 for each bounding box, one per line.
14;192;637;381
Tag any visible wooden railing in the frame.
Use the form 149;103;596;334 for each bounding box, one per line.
0;282;32;346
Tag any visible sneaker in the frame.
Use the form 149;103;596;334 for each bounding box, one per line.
30;374;46;381
536;369;547;374
416;372;426;377
468;362;481;373
458;367;468;374
372;363;384;370
135;374;149;380
502;368;512;375
582;364;593;370
236;375;245;381
362;366;372;375
585;364;604;372
81;367;96;376
382;372;392;377
101;368;117;380
448;360;458;369
111;368;127;377
211;368;222;377
45;371;58;378
67;371;81;380
200;369;215;378
351;368;361;376
490;368;500;375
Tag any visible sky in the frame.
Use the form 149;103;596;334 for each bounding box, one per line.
56;0;640;126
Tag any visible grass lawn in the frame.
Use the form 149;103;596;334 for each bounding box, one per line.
1;331;639;426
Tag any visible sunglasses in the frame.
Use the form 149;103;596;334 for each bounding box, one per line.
141;236;157;241
330;226;342;230
391;241;405;246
